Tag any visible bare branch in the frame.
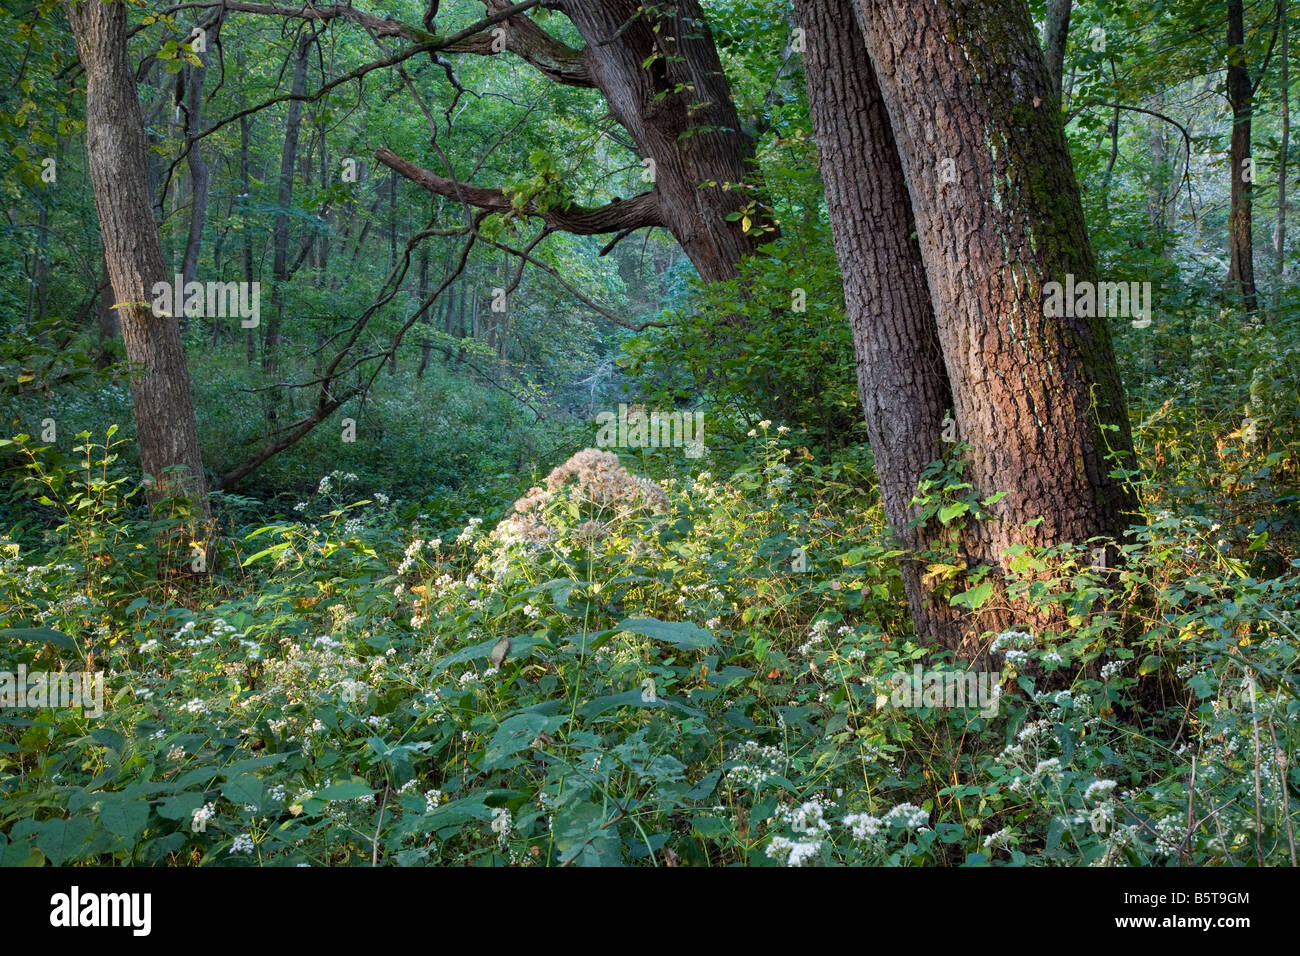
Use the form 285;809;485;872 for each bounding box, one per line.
219;0;543;47
473;230;667;332
1066;100;1196;214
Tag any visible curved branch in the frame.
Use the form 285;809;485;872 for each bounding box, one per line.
219;0;541;46
374;146;663;235
1066;100;1196;214
218;0;592;85
443;0;593;87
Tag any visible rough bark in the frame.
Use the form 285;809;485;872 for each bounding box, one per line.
849;0;1138;640
64;0;209;518
553;0;764;281
95;253;118;369
795;0;970;650
1227;0;1259;315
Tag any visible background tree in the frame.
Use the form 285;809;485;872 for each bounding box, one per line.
1226;0;1259;314
63;0;209;521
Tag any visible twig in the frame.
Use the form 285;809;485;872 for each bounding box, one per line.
372;786;390;866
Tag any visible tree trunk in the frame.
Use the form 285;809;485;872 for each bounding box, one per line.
1276;0;1290;312
64;0;209;519
417;240;433;378
796;0;971;650
237;50;257;365
441;0;766;283
30;200;49;325
563;0;766;280
1041;0;1072;104
848;0;1138;640
180;18;214;338
1227;0;1259;315
1146;88;1170;257
263;31;312;376
471;285;480;342
456;279;468;365
96;252;118;369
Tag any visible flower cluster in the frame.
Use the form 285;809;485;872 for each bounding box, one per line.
493;448;669;548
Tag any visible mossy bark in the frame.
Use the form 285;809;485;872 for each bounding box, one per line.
840;0;1139;645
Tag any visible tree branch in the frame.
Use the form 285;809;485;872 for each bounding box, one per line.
1066;100;1197;214
218;0;542;47
442;0;593;87
374;147;663;235
473;230;667;332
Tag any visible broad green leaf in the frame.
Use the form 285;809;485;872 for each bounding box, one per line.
36;817;93;866
484;713;549;768
938;501;970;524
950;581;994;611
313;781;374;801
99;795;151;842
0;627;78;652
614;617;715;650
221;773;263;809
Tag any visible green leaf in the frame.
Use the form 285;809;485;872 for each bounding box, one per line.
484;713;549;768
0;839;44;867
89;729;126;754
1045;815;1066;852
690;815;729;838
138;832;187;864
36;817;93;866
615;617;715;650
313;780;374;801
579;689;703;719
221;773;263;809
432;634;548;676
398;796;493;837
950;581;994;611
554;802;621;866
0;627;78;652
240;542;290;567
156;792;206;821
938;501;970;524
99;795;151;842
685;769;721;801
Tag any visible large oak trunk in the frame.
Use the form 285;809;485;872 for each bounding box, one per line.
848;0;1138;640
795;0;971;650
